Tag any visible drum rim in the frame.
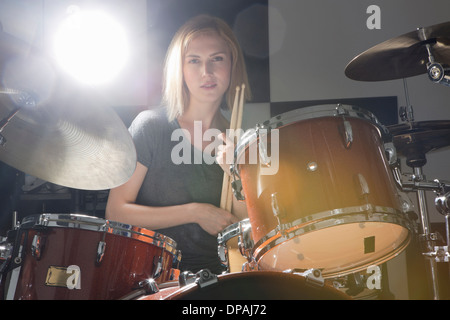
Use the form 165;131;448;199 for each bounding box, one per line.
217;218;250;244
234;104;389;164
252;209;413;278
19;213;179;255
161;270;350;300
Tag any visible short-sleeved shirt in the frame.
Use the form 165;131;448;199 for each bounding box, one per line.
129;107;225;274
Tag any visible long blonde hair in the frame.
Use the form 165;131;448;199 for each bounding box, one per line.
162;14;251;122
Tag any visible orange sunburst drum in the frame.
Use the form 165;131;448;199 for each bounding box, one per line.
232;104;414;278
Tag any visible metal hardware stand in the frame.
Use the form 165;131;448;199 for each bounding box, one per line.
413;166;441;300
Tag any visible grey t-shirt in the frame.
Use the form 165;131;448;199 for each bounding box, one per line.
129;107;225;274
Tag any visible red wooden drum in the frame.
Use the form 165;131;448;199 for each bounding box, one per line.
232;104;414;278
3;213;180;300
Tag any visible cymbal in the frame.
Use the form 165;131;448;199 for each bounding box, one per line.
345;21;450;81
387;120;450;167
0;31;136;190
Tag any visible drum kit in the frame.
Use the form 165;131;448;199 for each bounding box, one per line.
1;21;450;300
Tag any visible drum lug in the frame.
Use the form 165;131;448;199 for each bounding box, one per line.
119;278;160;300
271;192;288;236
152;254;163;280
230;164;245;201
173;249;182;270
231;179;245;201
179;270;197;287
336;104;353;148
217;242;228;269
242;260;259;271
383;141;398;165
284;268;325;288
0;238;13;273
31;234;44;260
256;125;272;168
96;241;106;265
336;104;349;116
238;229;254;261
179;269;218;289
303;269;325;288
339;119;353;149
195;269;218;289
137;278;159;294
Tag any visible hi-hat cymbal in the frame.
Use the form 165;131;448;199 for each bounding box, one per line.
387;120;450;167
0;31;136;190
345;21;450;81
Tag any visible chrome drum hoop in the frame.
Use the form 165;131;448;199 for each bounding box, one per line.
19;213;179;256
252;208;414;278
234;104;391;169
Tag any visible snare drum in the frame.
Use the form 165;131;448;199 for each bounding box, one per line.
3;213;180;300
233;104;413;278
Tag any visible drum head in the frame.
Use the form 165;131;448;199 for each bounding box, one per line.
255;218;411;278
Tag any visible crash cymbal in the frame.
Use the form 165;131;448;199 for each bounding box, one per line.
0;30;136;190
387;120;450;167
345;21;450;81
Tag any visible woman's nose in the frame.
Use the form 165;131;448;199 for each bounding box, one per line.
202;61;214;75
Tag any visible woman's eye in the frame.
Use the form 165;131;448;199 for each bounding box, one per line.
188;58;200;64
212;56;224;62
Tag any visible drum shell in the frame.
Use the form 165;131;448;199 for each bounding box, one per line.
9;214;178;300
239;115;404;244
235;106;413;277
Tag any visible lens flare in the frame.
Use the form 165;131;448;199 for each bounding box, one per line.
54;7;128;85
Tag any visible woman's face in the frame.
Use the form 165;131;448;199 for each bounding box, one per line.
183;32;232;108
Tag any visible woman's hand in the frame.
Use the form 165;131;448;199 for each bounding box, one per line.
189;202;239;236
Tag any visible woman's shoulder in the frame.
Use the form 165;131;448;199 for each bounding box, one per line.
130;107;172;130
134;107;168;123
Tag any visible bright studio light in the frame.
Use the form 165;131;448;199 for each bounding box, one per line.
54;7;128;85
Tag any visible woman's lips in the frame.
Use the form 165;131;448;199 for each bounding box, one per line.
201;82;217;89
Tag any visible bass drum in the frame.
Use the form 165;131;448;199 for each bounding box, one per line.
139;271;349;300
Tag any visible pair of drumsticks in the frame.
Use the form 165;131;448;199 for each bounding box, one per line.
220;84;246;212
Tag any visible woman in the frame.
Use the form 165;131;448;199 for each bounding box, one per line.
106;15;251;274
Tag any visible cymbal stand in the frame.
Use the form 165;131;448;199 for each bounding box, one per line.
434;183;450;274
393;161;450;300
396;56;444;299
413;166;441;300
418;27;450;87
399;78;414;123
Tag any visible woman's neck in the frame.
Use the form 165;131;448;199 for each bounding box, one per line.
177;101;229;151
179;100;227;130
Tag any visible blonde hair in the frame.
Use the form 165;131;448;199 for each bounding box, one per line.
162;14;251;122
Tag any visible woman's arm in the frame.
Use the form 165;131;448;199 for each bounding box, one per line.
105;162;238;235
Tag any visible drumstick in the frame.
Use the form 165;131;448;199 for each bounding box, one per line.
220;86;239;210
220;84;245;211
236;84;245;141
224;84;246;211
